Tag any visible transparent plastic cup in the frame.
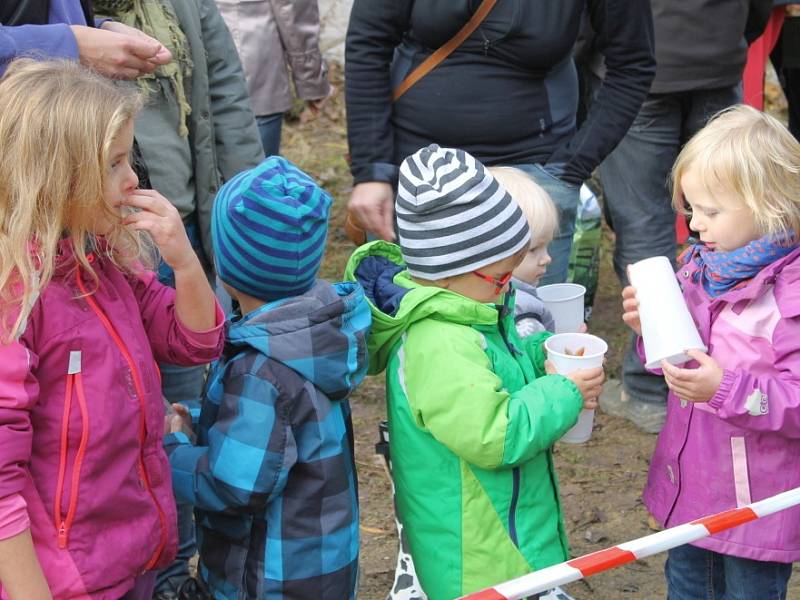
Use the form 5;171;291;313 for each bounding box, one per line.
544;332;607;444
536;283;586;333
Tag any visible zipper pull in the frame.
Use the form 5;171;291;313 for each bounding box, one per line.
137;463;146;489
483;37;491;55
58;521;68;548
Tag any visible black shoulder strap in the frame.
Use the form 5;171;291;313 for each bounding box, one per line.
0;0;92;27
80;0;94;27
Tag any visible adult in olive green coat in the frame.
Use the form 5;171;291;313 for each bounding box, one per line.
97;0;264;272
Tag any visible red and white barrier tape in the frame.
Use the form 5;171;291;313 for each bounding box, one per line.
460;486;800;600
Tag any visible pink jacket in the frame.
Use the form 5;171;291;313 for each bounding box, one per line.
0;244;224;599
643;246;800;563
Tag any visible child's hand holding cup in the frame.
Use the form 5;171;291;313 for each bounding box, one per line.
621;285;642;335
544;333;607;443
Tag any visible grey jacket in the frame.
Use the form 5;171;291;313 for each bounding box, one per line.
512;278;556;336
215;0;330;116
133;0;264;267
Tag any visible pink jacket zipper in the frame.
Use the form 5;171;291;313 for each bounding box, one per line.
53;359;90;549
75;265;168;569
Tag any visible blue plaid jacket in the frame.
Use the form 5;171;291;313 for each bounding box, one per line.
165;280;370;599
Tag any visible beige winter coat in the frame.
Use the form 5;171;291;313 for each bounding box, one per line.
215;0;330;116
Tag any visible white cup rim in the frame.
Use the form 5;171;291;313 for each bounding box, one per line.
536;283;587;303
544;333;608;360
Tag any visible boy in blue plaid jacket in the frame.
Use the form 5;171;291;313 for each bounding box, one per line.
164;156;370;599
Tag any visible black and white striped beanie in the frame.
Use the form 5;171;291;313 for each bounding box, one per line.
396;145;531;280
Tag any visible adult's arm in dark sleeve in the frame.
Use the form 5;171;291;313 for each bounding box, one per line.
745;0;775;44
344;0;413;185
546;0;655;185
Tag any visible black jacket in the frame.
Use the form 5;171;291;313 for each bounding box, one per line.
648;0;773;94
345;0;655;186
0;0;92;26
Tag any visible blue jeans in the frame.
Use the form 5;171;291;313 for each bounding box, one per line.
596;84;741;405
666;544;792;600
514;163;580;285
256;113;283;157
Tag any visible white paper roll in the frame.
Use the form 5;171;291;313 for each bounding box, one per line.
544;333;607;444
628;256;707;369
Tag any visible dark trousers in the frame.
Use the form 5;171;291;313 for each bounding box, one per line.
592;79;740;404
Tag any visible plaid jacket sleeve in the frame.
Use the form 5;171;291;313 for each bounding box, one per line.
165;371;295;513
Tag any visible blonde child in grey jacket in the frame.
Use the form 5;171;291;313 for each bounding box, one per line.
490;167;560;337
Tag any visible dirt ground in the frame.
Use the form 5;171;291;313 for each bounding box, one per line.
281;64;800;599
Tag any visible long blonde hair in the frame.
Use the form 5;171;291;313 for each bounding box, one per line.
0;59;151;340
672;104;800;242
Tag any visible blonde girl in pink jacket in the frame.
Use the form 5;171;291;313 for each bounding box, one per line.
623;105;800;600
0;59;224;599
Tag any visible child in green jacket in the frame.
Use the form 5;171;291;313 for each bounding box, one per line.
345;145;604;599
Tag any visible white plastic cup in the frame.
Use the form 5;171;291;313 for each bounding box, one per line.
536;283;586;333
627;256;707;369
544;333;607;444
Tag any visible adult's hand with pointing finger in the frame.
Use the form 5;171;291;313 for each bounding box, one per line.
70;22;172;80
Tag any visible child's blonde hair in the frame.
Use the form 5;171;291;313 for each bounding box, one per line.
0;59;151;340
489;167;559;246
672;104;800;243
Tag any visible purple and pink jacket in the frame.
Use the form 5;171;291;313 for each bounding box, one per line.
643;245;800;563
0;242;224;599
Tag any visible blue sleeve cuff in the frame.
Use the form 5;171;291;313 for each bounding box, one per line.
352;162;399;186
164;430;192;451
177;400;203;427
1;24;79;64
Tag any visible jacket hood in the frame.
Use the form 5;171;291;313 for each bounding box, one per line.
344;241;500;374
511;277;555;332
683;244;800;314
225;279;370;400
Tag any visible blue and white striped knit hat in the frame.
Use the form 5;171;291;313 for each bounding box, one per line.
212;156;332;301
396;145;531;280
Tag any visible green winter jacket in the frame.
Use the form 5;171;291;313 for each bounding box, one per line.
345;241;583;599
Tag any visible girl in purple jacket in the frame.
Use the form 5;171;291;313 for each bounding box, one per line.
622;105;800;599
0;59;224;599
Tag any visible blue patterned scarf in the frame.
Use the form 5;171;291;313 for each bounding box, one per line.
682;235;798;298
